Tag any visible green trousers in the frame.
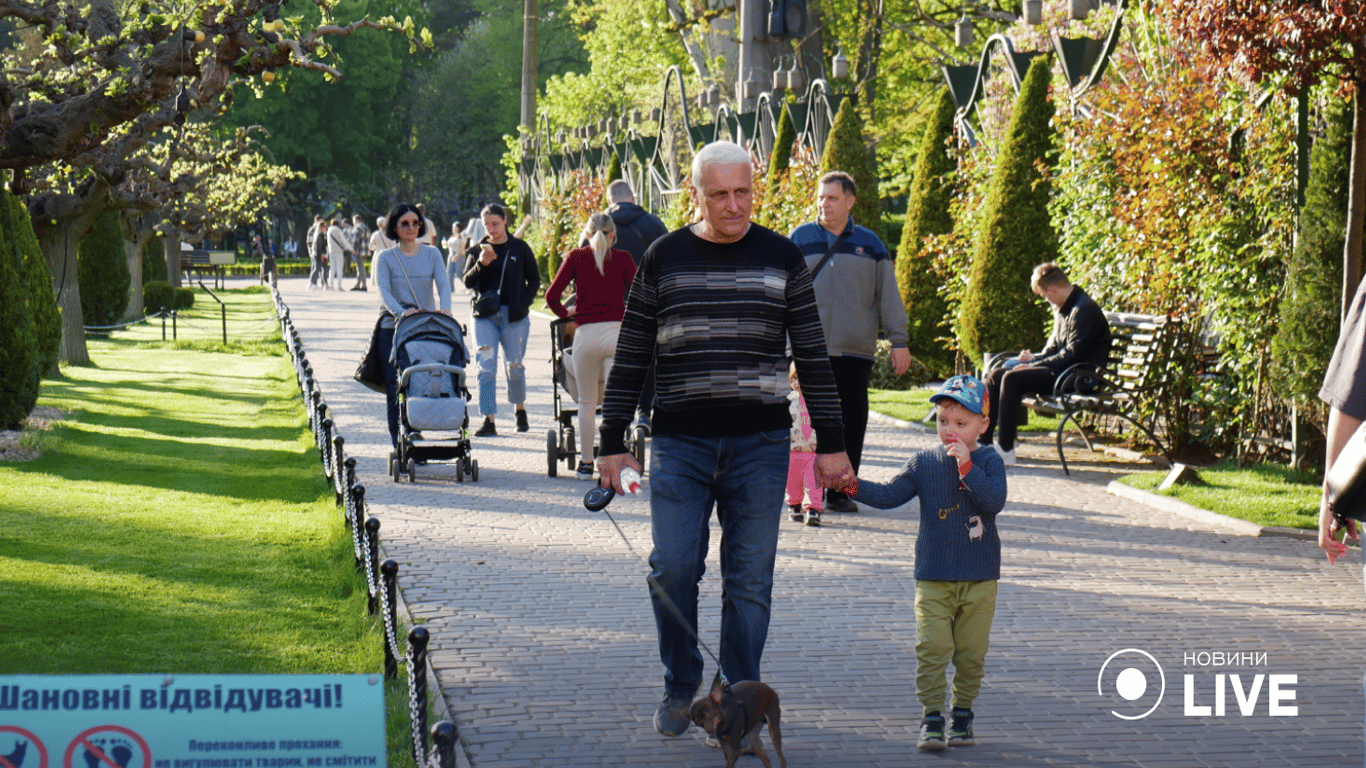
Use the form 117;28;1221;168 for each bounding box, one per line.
914;579;998;715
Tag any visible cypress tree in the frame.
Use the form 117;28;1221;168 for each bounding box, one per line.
898;89;958;376
958;56;1058;364
10;193;59;376
767;102;797;189
1271;97;1353;405
77;211;130;327
820;97;886;242
0;187;40;428
605;151;622;188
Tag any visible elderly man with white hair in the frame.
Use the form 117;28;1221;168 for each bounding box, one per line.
596;140;853;741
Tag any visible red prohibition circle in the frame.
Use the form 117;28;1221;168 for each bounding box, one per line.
62;726;151;768
0;725;49;768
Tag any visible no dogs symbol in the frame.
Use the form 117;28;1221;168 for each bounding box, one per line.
62;727;150;768
0;726;49;768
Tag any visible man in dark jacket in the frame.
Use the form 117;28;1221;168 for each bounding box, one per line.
983;262;1111;467
605;179;669;431
606;180;668;265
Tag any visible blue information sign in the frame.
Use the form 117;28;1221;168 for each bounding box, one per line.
0;674;385;768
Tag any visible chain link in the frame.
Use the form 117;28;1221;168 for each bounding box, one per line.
406;652;426;766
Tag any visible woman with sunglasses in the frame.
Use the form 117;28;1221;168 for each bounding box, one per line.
374;202;453;448
463;203;541;436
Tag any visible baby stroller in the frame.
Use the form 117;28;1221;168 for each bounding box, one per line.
388;311;478;483
547;316;646;476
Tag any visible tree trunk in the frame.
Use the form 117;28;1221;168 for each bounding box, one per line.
34;215;101;365
164;235;182;289
1346;89;1366;322
121;213;155;319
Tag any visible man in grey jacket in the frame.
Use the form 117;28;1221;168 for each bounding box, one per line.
789;171;910;512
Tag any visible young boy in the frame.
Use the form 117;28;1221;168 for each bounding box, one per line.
850;374;1007;751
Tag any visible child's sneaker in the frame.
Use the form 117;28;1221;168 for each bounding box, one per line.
917;712;946;751
575;461;594;481
948;707;974;746
789;504;803;522
804;507;821;527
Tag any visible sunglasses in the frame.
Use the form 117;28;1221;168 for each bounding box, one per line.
398;219;421;228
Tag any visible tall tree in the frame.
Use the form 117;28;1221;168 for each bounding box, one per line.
957;55;1056;364
820;97;885;241
898;88;957;376
1169;1;1366;319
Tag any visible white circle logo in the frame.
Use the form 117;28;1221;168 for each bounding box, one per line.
1098;648;1165;720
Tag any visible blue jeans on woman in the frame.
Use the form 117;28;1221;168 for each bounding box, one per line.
377;324;400;447
473;305;530;417
647;429;790;700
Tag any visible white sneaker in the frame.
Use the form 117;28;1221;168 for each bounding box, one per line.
994;442;1016;467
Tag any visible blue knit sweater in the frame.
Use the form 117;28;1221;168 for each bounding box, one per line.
853;443;1007;581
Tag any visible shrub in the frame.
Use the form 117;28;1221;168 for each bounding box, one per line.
142;235;167;284
957;57;1057;364
767;102;797;189
898;89;959;377
144;281;175;314
820;98;886;242
77;211;130;327
9;193;59;376
0;188;40;428
869;339;935;390
174;287;195;310
1270;97;1352;406
605;151;622;187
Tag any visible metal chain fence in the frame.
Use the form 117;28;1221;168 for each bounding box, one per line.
271;285;459;768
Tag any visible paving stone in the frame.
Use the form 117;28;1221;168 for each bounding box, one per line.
275;276;1366;767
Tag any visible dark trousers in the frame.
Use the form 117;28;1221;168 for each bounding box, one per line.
984;364;1057;451
829;356;874;474
378;326;400;448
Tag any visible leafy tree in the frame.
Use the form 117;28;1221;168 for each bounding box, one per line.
767;102;798;189
1271;98;1353;406
898;89;958;376
605;152;622;187
820;98;885;241
78;212;130;328
10;193;59;376
1168;0;1366;319
957;56;1056;364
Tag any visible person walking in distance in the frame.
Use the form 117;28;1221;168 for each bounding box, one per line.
595;141;854;740
306;215;326;290
788;171;910;513
350;214;370;291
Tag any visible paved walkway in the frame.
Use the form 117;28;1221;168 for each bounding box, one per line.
273;276;1364;767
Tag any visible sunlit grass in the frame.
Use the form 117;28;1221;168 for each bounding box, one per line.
1119;460;1320;530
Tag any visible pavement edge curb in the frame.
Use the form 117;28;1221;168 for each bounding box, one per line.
1104;480;1313;540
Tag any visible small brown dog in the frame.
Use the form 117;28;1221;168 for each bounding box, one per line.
688;674;787;768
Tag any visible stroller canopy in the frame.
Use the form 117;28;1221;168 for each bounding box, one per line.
393;311;469;369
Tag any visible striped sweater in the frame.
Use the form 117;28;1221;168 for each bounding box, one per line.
599;224;846;455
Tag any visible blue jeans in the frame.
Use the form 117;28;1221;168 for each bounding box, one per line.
473;306;530;417
376;325;400;448
648;429;790;699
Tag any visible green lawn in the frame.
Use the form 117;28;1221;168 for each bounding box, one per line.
1117;460;1320;530
869;386;1060;433
0;292;419;765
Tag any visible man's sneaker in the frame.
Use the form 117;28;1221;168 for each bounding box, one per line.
804;507;822;527
948;707;974;746
653;693;693;737
474;419;496;437
789;504;803;522
515;410;530;432
993;442;1017;467
576;461;594;481
917;712;947;751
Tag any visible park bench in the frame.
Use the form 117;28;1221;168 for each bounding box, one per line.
182;249;235;289
990;311;1180;475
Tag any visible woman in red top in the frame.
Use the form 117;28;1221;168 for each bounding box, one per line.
546;212;638;480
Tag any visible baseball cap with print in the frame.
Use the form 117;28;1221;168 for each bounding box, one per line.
929;374;989;417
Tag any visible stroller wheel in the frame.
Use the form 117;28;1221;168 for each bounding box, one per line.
390;453;400;482
470;460;479;482
546;429;558;477
632;425;648;469
406;457;417;482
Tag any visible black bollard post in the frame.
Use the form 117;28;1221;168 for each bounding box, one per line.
431;722;458;768
365;517;381;614
381;559;399;679
408;626;430;761
350;486;367;570
319;419;334;478
343;458;357;513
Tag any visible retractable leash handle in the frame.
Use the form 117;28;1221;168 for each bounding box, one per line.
582;467;641;511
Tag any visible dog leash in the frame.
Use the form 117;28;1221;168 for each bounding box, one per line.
584;484;728;681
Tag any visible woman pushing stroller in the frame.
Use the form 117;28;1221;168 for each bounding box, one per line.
375;202;453;448
545;212;637;480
